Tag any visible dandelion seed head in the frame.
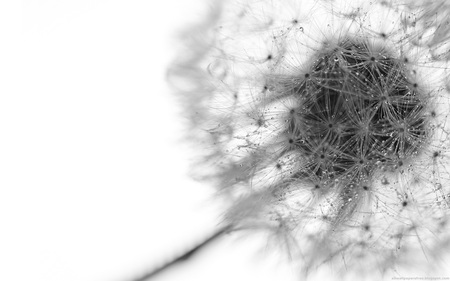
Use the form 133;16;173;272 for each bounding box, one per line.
170;0;450;279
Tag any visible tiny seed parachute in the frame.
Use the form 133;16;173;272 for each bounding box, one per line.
168;0;450;279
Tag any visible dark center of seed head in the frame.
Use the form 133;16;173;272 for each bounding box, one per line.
289;38;427;183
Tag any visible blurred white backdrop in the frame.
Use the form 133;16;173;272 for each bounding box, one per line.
8;1;450;281
1;1;297;281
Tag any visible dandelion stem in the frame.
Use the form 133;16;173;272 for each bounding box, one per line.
131;224;234;281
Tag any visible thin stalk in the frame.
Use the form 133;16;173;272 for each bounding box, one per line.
131;224;234;281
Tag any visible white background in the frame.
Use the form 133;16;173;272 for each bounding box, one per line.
4;1;449;281
1;1;296;281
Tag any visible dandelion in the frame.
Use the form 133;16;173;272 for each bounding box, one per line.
150;0;450;280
